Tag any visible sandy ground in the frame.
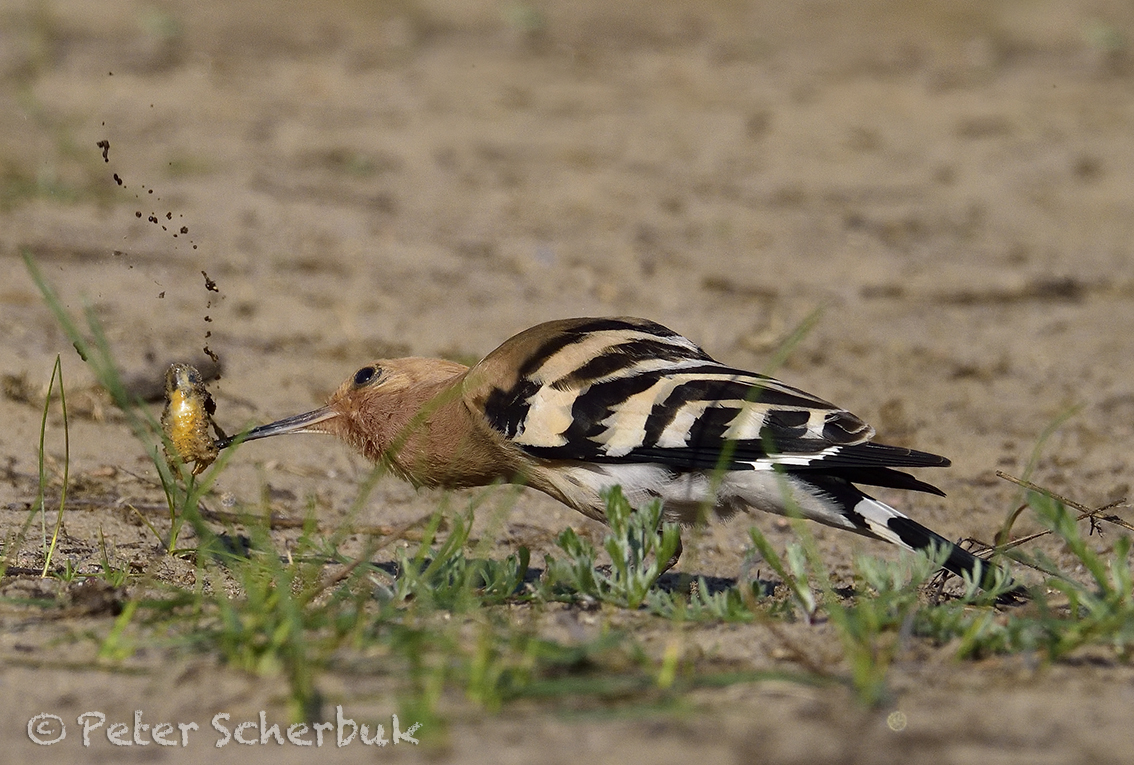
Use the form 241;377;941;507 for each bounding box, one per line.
2;0;1134;762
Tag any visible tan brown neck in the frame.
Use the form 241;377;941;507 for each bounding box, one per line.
333;362;522;489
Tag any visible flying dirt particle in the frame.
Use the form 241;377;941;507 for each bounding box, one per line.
113;173;123;186
204;315;212;322
158;291;165;298
180;226;188;234
148;189;154;194
136;211;142;218
97;140;110;162
149;215;158;223
202;271;218;292
166;212;172;220
203;344;219;364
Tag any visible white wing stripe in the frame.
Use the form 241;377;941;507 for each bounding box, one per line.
741;445;843;469
510;386;575;447
529;330;699;384
595;380;667;456
656;399;712;448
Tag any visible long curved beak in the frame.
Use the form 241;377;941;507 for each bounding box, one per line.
216;406;338;450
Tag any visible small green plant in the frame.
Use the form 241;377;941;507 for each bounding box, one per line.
98;600;139;661
541;487;681;609
186;514;387;722
386;507;531;611
822;546;945;706
95;528;132;588
643;576;764;622
1018;490;1134;659
35;355;69;575
209;538;324;719
746;524;818;618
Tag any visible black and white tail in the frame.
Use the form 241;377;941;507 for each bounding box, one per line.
782;472;1016;595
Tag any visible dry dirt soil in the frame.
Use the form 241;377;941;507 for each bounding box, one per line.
2;0;1134;763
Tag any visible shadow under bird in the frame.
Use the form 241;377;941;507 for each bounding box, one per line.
217;316;1010;590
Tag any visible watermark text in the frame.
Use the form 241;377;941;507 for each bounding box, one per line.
27;707;420;748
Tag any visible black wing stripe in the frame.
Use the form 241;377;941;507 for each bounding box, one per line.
646;381;745;446
670;368;841;410
520;443;729;470
683;405;746;450
643;384;762;450
518;330;597;380
524;439;949;475
766;409;811;435
483;378;542;439
641;375;837;439
802;441;950;469
518;318;663;379
561;373;662;445
815;467;946;496
615;438;837;469
823;411;871;442
551;338;712;390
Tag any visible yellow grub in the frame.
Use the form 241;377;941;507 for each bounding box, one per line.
161;363;219;475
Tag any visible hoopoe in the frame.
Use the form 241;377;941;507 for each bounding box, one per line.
218;317;1005;589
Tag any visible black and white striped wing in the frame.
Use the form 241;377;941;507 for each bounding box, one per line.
477;317;948;490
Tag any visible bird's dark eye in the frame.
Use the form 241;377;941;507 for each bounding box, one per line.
353;366;379;386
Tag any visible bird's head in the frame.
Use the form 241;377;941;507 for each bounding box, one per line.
217;358;470;470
